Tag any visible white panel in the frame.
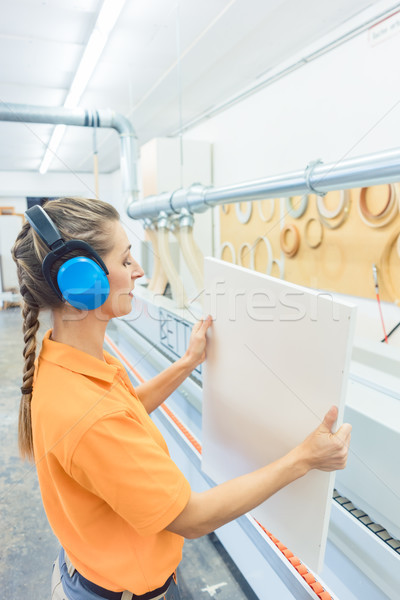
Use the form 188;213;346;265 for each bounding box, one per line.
0;215;23;289
202;257;356;572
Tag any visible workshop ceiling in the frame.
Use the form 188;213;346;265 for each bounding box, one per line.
0;0;383;174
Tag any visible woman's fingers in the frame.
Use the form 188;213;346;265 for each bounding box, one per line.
184;316;213;368
334;422;352;448
319;405;338;433
201;315;213;331
298;406;352;472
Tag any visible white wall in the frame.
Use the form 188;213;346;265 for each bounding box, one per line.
107;167;147;272
0;197;27;213
0;170;114;200
184;15;400;184
179;8;400;346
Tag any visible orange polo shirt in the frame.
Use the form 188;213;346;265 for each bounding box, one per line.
32;330;191;594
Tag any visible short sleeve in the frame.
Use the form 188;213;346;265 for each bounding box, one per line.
70;411;191;536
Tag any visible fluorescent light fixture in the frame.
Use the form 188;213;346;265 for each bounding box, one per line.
39;0;126;174
96;0;126;36
64;29;106;109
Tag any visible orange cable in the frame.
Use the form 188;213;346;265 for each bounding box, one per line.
255;520;333;600
161;404;202;455
105;335;333;600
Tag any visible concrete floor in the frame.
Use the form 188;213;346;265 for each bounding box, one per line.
0;307;257;600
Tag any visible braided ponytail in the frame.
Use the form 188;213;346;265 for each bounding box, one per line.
11;197;119;462
19;298;40;460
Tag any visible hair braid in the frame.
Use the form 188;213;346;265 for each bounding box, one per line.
19;292;40;461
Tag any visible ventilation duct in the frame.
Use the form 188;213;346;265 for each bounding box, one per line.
0;102;139;204
127;147;400;219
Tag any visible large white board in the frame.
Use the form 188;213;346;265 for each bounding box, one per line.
202;258;356;572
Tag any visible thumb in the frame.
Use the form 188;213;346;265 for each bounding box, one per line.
201;315;213;330
319;405;338;433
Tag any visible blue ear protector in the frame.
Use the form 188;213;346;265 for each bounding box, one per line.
25;205;110;310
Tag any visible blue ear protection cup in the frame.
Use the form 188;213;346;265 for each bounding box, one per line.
25;205;110;310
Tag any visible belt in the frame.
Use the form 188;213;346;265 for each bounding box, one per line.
64;551;174;600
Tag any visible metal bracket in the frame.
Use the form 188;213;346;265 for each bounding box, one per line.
304;158;327;196
179;208;195;228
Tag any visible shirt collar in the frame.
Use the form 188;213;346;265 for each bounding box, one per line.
40;330;119;383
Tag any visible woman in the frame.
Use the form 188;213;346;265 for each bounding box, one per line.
12;197;351;600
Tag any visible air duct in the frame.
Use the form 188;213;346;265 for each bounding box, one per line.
127;147;400;220
0;102;139;204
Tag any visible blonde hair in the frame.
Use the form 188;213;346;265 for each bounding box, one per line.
11;197;120;461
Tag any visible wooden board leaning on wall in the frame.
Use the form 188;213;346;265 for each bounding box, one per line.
219;184;400;303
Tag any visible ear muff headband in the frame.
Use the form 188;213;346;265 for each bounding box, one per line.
25;204;64;249
25;205;110;309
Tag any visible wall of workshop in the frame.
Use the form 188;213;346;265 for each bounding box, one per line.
181;10;400;346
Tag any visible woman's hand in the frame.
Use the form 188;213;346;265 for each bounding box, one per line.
167;403;351;540
184;315;213;369
293;405;352;473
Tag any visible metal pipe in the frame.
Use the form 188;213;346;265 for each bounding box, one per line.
127;147;400;220
0;102;139;203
